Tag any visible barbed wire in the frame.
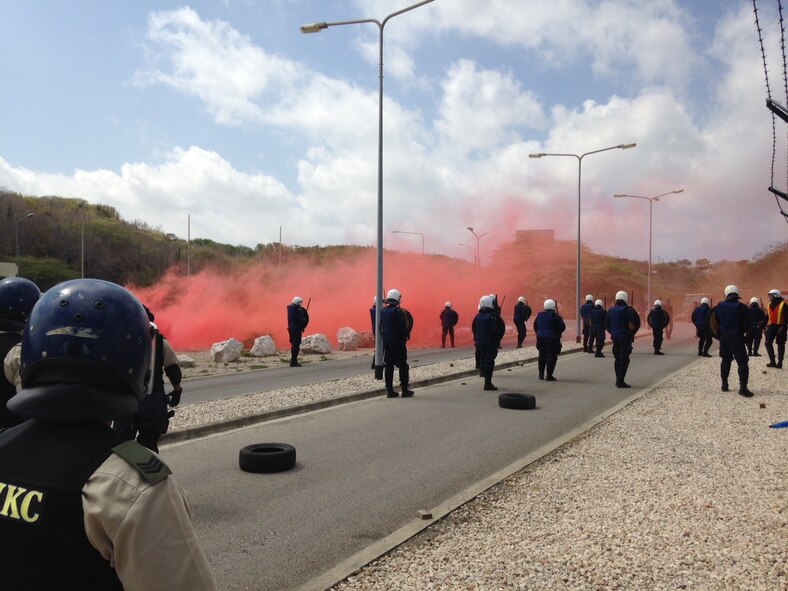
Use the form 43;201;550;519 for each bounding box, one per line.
753;0;788;222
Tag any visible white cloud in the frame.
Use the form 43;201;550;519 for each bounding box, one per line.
134;7;302;125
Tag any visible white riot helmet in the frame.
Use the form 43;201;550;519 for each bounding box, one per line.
479;295;494;309
386;289;401;303
585;294;594;302
724;285;739;298
750;297;759;305
544;299;556;311
292;296;303;306
445;301;452;308
595;299;603;307
615;291;628;303
768;289;781;298
700;297;710;305
518;296;526;304
654;300;662;307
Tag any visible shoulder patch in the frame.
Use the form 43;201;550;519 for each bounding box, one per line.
111;440;172;485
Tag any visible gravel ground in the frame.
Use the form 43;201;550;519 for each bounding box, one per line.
170;346;786;590
326;356;787;591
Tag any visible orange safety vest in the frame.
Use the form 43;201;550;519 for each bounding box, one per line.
768;300;786;325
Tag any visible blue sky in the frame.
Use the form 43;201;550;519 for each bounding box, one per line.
1;0;785;263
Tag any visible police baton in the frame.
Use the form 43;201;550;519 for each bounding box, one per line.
306;297;311;311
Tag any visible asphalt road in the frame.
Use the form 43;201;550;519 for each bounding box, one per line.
161;326;700;591
181;339;532;404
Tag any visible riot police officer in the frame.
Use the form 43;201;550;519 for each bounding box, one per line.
533;299;566;381
692;297;713;357
380;289;414;397
764;289;787;368
0;279;217;589
439;301;459;348
746;297;767;356
287;296;310;367
473;295;505;390
589;299;607;357
0;277;41;427
513;296;532;348
606;291;641;388
580;294;595;352
711;285;753;396
114;306;182;453
647;300;670;355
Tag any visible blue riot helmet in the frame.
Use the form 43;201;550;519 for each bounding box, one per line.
9;279;153;421
0;277;41;331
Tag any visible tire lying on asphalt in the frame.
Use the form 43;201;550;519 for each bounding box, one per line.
239;443;297;473
498;393;536;410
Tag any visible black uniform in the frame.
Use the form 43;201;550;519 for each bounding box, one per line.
439;306;459;348
513;301;532;348
647;305;670;355
380;301;413;397
589;304;607;357
606;301;641;388
746;302;767;356
473;306;506;390
114;331;182;453
692;303;713;356
712;295;751;396
579;300;595;352
533;309;566;381
287;303;310;367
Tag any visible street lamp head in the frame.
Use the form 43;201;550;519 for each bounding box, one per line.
466;226;473;232
618;143;637;150
613;194;625;198
672;189;684;194
300;22;328;33
528;153;544;159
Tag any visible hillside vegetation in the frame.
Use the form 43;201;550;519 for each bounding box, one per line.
1;190;785;314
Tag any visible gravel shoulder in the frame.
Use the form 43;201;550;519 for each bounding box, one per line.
329;356;787;591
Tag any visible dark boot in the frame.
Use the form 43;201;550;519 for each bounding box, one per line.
385;365;397;397
721;381;729;392
400;366;414;397
738;386;754;397
483;378;498;391
290;352;301;367
546;360;557;381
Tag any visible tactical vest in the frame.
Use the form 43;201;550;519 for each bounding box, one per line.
768;300;786;326
535;311;560;338
0;420;124;589
473;312;496;346
607;305;630;338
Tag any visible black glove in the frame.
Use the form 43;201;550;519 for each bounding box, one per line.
168;385;182;407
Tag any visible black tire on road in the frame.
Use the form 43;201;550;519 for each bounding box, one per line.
498;393;536;410
239;443;297;473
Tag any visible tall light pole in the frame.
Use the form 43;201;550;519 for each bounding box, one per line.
466;226;487;268
529;143;636;342
15;212;35;266
80;204;85;278
613;189;684;309
392;230;425;254
301;0;435;379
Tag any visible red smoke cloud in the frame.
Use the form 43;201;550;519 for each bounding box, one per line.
128;249;535;351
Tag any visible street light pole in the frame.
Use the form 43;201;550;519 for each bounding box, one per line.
613;189;684;308
392;230;425;254
466;226;488;268
15;212;35;266
302;0;435;379
529;143;636;343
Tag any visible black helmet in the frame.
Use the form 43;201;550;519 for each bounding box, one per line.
0;277;41;331
9;279;153;421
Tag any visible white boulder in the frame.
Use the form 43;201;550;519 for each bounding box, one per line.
250;335;277;357
177;354;196;368
210;338;245;362
300;333;332;354
336;327;360;351
357;331;375;348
